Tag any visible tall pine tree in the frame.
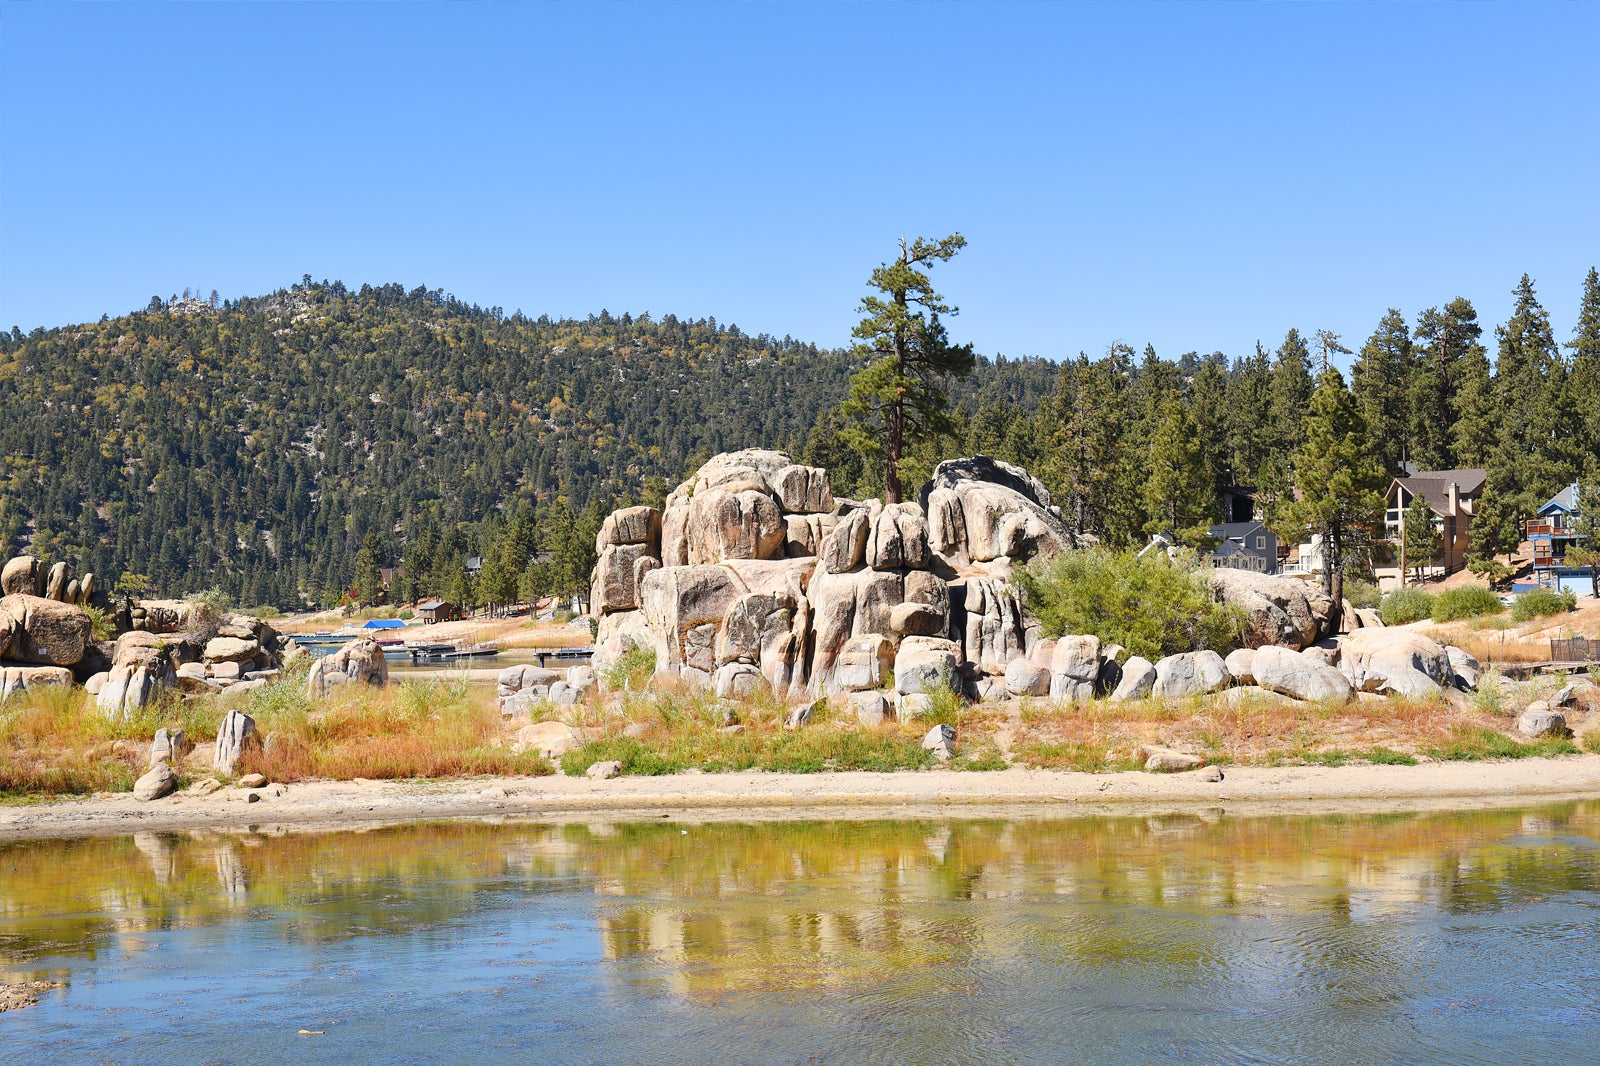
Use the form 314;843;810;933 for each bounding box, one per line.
1351;309;1415;474
1267;329;1313;456
1478;276;1570;555
1141;392;1215;546
1566;266;1600;460
1276;369;1387;623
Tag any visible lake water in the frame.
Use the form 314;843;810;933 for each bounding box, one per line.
4;803;1599;1063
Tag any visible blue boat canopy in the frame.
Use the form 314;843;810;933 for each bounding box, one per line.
361;618;406;629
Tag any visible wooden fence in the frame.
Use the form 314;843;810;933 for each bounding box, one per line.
1550;637;1600;663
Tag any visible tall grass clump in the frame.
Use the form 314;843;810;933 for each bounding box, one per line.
1431;586;1504;623
1017;547;1243;661
0;684;172;797
1511;587;1577;622
240;678;554;782
1424;725;1577;761
1380;587;1436;626
601;644;656;690
1343;579;1381;609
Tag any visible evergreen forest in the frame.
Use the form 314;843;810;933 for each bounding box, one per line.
2;269;1595;611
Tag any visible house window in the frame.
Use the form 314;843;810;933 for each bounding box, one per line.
1255;536;1265;550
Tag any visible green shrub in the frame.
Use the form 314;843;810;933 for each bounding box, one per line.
1431;586;1504;623
1379;587;1436;626
1343;579;1381;608
1511;587;1577;622
561;736;686;777
954;744;1010;771
601;644;657;690
1362;746;1418;766
81;604;115;642
1016;547;1243;661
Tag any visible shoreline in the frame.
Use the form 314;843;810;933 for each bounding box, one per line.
5;754;1600;839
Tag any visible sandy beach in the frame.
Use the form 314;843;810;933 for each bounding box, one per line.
6;755;1600;839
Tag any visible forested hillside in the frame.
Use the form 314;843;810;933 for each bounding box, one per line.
3;270;1595;610
0;279;1053;607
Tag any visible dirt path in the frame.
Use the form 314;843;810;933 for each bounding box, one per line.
6;755;1600;839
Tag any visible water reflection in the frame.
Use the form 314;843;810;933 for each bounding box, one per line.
3;805;1599;1063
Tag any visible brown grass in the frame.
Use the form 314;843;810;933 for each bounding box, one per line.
0;684;177;797
236;675;555;781
1010;682;1590;770
1;672;554;798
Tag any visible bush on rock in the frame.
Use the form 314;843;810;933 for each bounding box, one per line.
1017;547;1242;662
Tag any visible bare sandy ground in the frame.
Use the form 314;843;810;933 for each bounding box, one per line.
6;755;1600;839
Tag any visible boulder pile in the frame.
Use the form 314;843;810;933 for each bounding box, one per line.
0;553;288;715
588;451;1098;714
585;450;1514;720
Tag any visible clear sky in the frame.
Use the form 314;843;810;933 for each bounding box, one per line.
3;2;1597;364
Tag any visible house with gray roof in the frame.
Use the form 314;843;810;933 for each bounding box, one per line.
1530;483;1590;595
1205;520;1278;574
1380;467;1487;583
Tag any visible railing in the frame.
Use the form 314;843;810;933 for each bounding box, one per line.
1526;519;1566;537
1551;637;1600;663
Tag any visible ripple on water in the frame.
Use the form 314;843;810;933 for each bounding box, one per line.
2;804;1600;1064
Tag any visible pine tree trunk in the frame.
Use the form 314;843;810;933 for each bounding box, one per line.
886;394;903;504
886;250;909;506
1325;524;1344;633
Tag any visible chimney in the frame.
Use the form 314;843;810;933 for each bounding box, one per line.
1447;480;1459;516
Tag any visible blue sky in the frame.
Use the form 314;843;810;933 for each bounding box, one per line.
3;2;1596;364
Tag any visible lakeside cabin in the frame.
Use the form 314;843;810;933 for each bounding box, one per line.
415;599;465;624
1378;466;1487;587
1529;482;1590;595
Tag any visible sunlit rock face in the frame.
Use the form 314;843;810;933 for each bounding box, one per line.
590;451;1095;705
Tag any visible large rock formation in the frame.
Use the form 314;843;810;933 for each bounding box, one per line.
1338;629;1455;699
0;665;74;700
921;456;1073;573
583;450;1145;715
1207;569;1339;651
306;638;389;698
1251;645;1354;703
578;452;1487;721
97;631;181;718
1;555;102;609
0;594;91;667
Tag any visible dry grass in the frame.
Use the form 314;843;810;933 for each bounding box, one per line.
1010;684;1585;770
552;679;951;775
4;648;1593;799
236;674;555;781
1419;599;1600;665
0;672;554;799
0;684;182;798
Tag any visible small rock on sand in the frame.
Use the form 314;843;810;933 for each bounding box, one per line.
586;760;622;780
237;773;268;788
132;763;176;801
1139;746;1204;773
1518;703;1568;738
